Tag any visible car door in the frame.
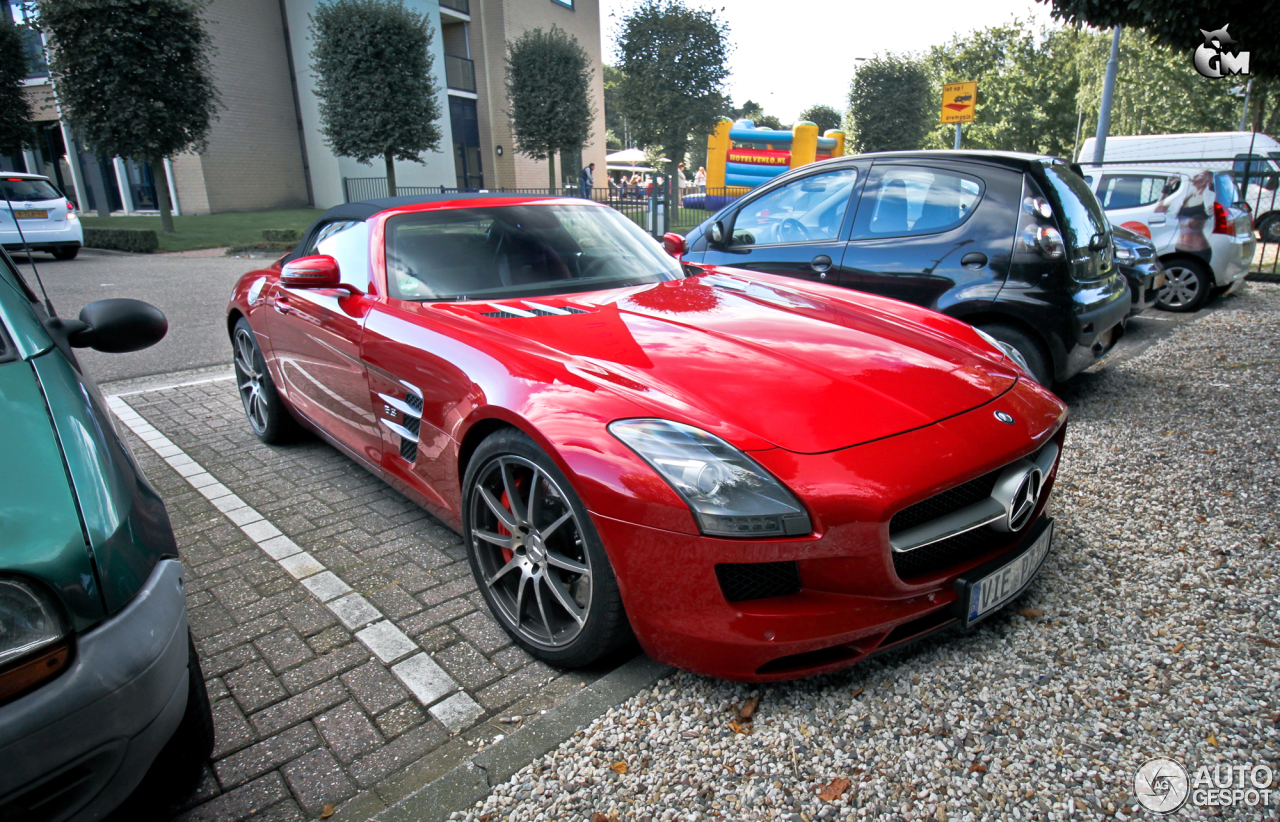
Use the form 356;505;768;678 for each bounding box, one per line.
265;219;383;468
1094;172;1183;253
695;165;864;285
839;161;1019;312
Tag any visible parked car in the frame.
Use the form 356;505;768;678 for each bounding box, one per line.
1080;165;1255;312
1077;131;1280;241
1;173;83;260
0;248;211;820
1111;224;1165;316
227;193;1067;682
682;151;1131;387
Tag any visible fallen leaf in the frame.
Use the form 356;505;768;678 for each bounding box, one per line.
817;777;851;801
739;695;760;721
723;763;736;774
1172;642;1184;654
609;761;628;775
319;806;334;819
1255;636;1279;648
1207;733;1218;747
850;687;864;699
728;719;750;734
969;763;988;774
590;814;608;822
1018;608;1044;619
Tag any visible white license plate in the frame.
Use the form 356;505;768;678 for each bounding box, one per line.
962;521;1053;626
13;209;47;219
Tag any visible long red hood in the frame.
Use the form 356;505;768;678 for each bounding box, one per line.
445;272;1019;454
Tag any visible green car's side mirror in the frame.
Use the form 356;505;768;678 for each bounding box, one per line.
68;299;168;353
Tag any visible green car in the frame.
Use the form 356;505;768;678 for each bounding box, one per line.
0;247;212;820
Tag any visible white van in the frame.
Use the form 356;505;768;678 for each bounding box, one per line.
1078;132;1280;241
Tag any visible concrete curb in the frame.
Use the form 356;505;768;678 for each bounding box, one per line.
374;655;674;822
1246;271;1280;283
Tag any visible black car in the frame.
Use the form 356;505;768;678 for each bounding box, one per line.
683;150;1131;386
1111;224;1165;316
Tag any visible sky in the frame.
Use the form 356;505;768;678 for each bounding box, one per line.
599;0;1057;124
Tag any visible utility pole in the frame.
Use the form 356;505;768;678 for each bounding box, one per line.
1238;78;1253;131
1092;25;1121;165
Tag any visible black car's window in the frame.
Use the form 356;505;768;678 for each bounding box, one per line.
312;220;369;289
0;177;61;201
852;166;982;239
1038;162;1109;256
1097;175;1168;210
386;204;682;302
728;169;858;246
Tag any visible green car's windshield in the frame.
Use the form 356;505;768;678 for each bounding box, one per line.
385;203;684;302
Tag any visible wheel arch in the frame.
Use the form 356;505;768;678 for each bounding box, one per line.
955;310;1058;376
227;308;245;338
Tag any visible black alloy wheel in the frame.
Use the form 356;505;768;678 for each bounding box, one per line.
231;318;303;444
463;429;631;667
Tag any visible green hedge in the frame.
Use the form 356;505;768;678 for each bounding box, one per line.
83;227;159;254
262;228;302;243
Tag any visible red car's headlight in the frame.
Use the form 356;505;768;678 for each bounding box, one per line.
609;419;811;538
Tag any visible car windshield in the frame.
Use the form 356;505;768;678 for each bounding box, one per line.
385;203;684;302
1;178;62;202
1037;162;1108;255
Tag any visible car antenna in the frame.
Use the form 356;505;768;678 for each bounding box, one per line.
2;186;55;315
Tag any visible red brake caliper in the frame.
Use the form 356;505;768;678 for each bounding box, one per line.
496;480;523;565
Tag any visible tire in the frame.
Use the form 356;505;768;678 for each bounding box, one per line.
1258;214;1280;244
52;245;79;260
976;322;1052;386
462;428;632;668
1156;258;1213;313
231;317;304;444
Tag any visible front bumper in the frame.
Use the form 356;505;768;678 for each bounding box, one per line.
596;381;1066;681
0;560;189;822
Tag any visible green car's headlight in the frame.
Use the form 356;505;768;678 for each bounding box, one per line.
609;419;811;538
0;577;67;669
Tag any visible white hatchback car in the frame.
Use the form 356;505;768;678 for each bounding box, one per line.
1;172;84;260
1080;165;1255;312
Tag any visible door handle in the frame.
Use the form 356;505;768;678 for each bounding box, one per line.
811;254;832;273
275;296;291;314
960;252;987;269
1149;215;1166;225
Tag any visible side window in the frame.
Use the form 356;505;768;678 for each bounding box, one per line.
729;168;858;247
1097;175;1168;210
852;166;982;239
314;221;370;289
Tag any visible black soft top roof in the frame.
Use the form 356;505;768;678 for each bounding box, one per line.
289;192;563;261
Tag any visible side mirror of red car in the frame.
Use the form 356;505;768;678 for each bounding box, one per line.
280;255;340;288
662;232;686;258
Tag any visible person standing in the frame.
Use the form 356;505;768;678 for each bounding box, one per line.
694;165;707;193
579;162;595;199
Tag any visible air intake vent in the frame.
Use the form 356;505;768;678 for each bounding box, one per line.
715;561;801;602
889;469;1002;536
562;306;588;314
480;304;590;319
378;384;423;464
482;311;525;319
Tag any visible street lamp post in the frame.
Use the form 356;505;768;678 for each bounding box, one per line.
1092;25;1122;165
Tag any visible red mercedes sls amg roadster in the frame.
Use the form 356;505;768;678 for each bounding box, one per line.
226;194;1067;681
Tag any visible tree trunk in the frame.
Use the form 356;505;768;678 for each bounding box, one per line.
385;150;397;197
152;156;175;234
547;151;556;195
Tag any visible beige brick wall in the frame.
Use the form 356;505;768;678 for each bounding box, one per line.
471;0;606;191
194;0;310;212
172;152;211;215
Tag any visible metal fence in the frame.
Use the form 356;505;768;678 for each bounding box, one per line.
340;177;742;239
1076;157;1277;279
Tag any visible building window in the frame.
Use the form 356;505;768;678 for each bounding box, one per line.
3;1;49;79
550;0;573;8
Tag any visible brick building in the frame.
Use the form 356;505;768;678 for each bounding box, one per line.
4;0;607;213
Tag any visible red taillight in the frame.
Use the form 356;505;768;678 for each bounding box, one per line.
66;202;74;210
1212;202;1232;235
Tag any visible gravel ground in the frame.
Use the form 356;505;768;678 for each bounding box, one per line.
450;285;1280;822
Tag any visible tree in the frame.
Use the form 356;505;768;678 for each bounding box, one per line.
1038;0;1272;80
846;54;933;153
0;16;34;160
616;0;731;180
42;0;218;232
798;104;842;134
603;64;632;150
310;0;441;197
506;27;594;192
925;21;1081;157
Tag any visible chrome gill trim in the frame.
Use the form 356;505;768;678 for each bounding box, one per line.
522;301;570;315
380;419;420;443
487;302;536;317
890;441;1061;554
378;392;421;420
400;380;422;399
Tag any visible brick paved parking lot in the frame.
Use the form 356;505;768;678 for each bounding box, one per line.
107;377;623;821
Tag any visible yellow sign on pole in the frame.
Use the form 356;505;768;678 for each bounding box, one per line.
941;82;977;124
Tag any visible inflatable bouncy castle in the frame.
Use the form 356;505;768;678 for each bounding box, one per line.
699;117;846;210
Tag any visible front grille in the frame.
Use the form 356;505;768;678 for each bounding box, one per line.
889;468;1002;536
892;527;1006;579
715;561;801;602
